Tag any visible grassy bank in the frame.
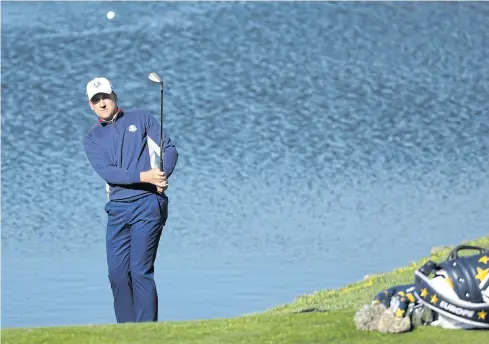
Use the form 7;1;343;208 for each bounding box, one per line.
3;236;488;344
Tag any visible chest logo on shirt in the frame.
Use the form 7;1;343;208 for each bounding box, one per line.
128;125;137;132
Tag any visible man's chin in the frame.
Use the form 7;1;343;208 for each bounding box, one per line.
99;111;115;121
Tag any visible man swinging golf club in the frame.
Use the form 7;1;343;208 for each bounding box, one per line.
82;75;178;323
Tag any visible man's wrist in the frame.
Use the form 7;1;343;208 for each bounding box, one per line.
139;171;146;183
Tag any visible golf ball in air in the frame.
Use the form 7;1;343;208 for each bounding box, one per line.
107;11;115;20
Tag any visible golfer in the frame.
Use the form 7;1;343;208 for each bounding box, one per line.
82;77;178;323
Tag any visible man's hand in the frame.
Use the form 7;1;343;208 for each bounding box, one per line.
140;168;167;188
156;184;168;194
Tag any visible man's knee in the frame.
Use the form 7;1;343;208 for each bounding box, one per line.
108;268;131;286
130;265;155;283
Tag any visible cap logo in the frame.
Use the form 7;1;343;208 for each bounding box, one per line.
93;80;101;88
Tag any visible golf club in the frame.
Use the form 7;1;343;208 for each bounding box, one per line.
148;72;164;172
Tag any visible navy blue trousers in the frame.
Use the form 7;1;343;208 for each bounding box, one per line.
105;193;168;323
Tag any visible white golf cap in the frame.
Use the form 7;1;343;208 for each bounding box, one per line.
86;77;114;100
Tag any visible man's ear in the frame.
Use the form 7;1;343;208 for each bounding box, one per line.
88;100;95;111
112;92;118;103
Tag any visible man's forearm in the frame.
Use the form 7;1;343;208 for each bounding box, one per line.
163;145;178;178
84;135;142;186
95;165;141;185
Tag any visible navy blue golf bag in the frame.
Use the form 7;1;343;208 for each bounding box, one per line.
355;245;489;332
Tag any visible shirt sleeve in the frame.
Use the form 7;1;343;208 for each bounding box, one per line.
145;111;179;178
83;134;141;185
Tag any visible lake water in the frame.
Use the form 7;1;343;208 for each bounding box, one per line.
1;1;488;329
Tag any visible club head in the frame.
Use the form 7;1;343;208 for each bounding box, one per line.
148;72;163;84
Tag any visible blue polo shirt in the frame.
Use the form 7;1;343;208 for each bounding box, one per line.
83;108;178;202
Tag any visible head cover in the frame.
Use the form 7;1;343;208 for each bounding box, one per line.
86;77;114;100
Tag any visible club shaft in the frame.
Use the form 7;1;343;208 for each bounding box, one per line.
160;85;164;172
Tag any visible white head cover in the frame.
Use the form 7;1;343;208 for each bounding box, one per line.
86;77;114;100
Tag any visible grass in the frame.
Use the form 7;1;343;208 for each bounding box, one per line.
2;236;489;344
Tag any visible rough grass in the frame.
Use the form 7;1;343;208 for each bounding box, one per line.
2;236;488;344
